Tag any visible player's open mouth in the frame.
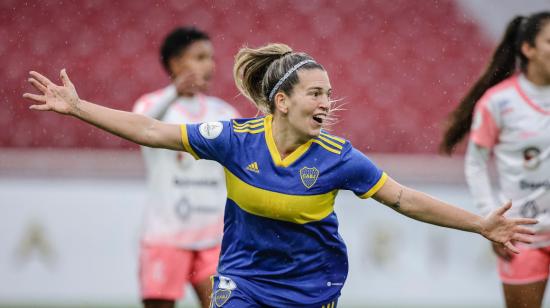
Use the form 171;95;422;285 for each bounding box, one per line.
312;114;326;124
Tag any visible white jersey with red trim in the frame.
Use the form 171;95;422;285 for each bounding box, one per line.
470;74;550;237
133;85;239;249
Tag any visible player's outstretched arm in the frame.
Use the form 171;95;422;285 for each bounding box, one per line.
372;176;537;253
23;69;183;151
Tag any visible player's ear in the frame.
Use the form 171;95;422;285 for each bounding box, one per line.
168;55;185;78
274;92;289;114
521;41;535;60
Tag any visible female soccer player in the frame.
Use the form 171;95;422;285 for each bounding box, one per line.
441;11;550;308
133;27;239;308
24;44;536;308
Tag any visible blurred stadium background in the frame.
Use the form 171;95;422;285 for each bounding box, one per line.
1;0;549;307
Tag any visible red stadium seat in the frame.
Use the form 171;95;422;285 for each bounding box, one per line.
2;0;492;153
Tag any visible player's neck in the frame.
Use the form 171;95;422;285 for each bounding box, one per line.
178;92;197;99
525;66;550;86
271;115;308;159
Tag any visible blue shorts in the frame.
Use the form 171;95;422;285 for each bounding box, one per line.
209;275;339;308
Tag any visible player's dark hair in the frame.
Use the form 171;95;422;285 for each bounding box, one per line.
160;27;210;74
233;43;324;114
440;11;550;154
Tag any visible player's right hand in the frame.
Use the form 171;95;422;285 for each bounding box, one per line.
23;69;80;115
492;241;515;262
173;70;204;97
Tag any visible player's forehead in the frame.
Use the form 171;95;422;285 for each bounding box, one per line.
181;39;213;57
294;68;331;91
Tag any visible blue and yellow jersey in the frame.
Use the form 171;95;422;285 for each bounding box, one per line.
181;115;387;306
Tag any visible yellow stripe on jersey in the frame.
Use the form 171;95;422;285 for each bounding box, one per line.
264;115;313;167
317;135;343;150
233;127;266;134
320;132;345;144
312;140;341;154
180;124;200;160
232;118;264;127
224;169;338;224
360;172;388;199
232;121;264;129
233;118;265;133
210;275;215;291
322;302;335;308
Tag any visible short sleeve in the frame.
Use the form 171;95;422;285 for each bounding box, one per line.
470;96;500;149
339;146;387;199
180;120;232;164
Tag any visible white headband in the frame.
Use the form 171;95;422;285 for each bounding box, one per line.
268;59;316;102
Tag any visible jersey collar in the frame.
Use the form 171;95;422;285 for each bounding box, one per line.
515;75;550;115
264;114;313;167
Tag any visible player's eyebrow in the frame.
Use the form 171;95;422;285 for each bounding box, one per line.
307;86;332;92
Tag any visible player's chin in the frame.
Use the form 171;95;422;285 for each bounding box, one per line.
198;82;210;92
307;126;322;138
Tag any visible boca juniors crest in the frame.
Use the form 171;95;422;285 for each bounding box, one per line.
300;166;319;189
213;276;236;307
214;289;231;307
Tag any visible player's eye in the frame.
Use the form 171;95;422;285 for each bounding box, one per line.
197;53;209;61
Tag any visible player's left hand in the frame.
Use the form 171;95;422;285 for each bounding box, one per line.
480;201;537;254
23;69;80;115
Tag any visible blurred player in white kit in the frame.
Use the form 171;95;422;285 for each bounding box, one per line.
442;12;550;308
132;27;239;308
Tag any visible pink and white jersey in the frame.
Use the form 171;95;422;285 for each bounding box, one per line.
470;74;550;234
133;85;239;249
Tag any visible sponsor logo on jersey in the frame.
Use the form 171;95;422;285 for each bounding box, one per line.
300;166;319;189
523;146;541;169
213;276;236;307
246;162;260;173
175;197;192;221
520;179;550;190
497;99;510;108
218;276;237;290
199;122;223;139
174;196;221;221
173;177;219;187
520;200;544;219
